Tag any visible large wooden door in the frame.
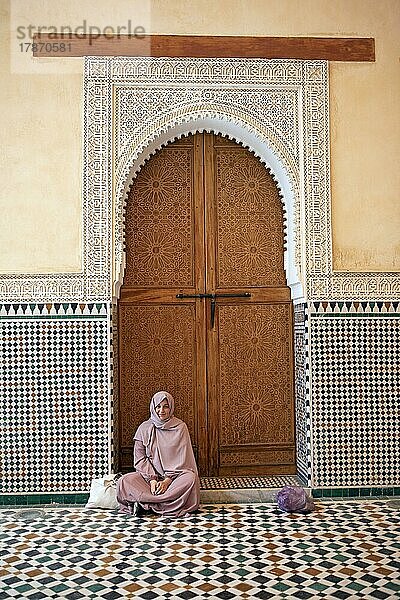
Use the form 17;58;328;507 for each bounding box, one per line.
118;133;295;476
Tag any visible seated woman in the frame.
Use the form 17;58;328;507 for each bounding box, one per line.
117;391;200;518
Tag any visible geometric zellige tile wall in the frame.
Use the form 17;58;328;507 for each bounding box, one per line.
293;303;311;485
0;312;110;493
310;315;400;487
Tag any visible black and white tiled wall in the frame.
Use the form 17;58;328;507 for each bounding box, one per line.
309;301;399;488
0;303;111;494
1;300;399;497
293;302;311;485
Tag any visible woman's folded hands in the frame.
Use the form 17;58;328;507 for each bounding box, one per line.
151;477;172;495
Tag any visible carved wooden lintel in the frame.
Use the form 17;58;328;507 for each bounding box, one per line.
32;34;375;61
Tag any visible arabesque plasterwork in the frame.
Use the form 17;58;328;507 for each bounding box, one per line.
0;57;398;302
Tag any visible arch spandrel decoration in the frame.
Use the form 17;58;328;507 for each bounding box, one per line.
114;114;302;301
87;57;400;301
109;57;317;302
0;56;398;302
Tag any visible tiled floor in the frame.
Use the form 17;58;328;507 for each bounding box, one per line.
199;476;301;490
0;500;399;599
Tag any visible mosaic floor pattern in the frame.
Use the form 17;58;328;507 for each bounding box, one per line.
0;500;399;599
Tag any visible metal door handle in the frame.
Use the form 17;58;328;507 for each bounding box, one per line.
176;292;251;328
176;293;214;299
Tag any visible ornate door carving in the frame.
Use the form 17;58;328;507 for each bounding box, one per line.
118;133;295;475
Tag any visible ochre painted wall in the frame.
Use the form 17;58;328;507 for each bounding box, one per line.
1;0;399;273
0;1;83;273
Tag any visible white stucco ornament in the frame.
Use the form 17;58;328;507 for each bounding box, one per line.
0;57;397;302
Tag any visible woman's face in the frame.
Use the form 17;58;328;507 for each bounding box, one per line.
155;398;170;421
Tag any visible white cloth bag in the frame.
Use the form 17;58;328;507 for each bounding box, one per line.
86;474;120;509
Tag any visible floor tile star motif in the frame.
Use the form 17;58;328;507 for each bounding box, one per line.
0;500;399;599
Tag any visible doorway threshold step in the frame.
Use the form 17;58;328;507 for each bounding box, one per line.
200;475;306;504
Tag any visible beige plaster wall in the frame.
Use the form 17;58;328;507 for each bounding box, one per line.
0;0;399;274
0;1;83;273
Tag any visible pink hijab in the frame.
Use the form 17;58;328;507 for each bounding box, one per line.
149;391;180;429
134;391;198;478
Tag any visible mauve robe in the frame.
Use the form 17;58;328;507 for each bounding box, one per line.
116;417;200;518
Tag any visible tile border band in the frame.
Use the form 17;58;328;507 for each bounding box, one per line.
310;313;399;318
1;487;400;506
0;315;108;320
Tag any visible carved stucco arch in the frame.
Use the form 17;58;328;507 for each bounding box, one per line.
3;59;395;302
114;108;304;302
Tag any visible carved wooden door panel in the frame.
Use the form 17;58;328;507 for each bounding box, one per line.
118;135;208;472
204;134;296;475
118;133;296;475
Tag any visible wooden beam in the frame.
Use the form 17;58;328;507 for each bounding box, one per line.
32;34;375;61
